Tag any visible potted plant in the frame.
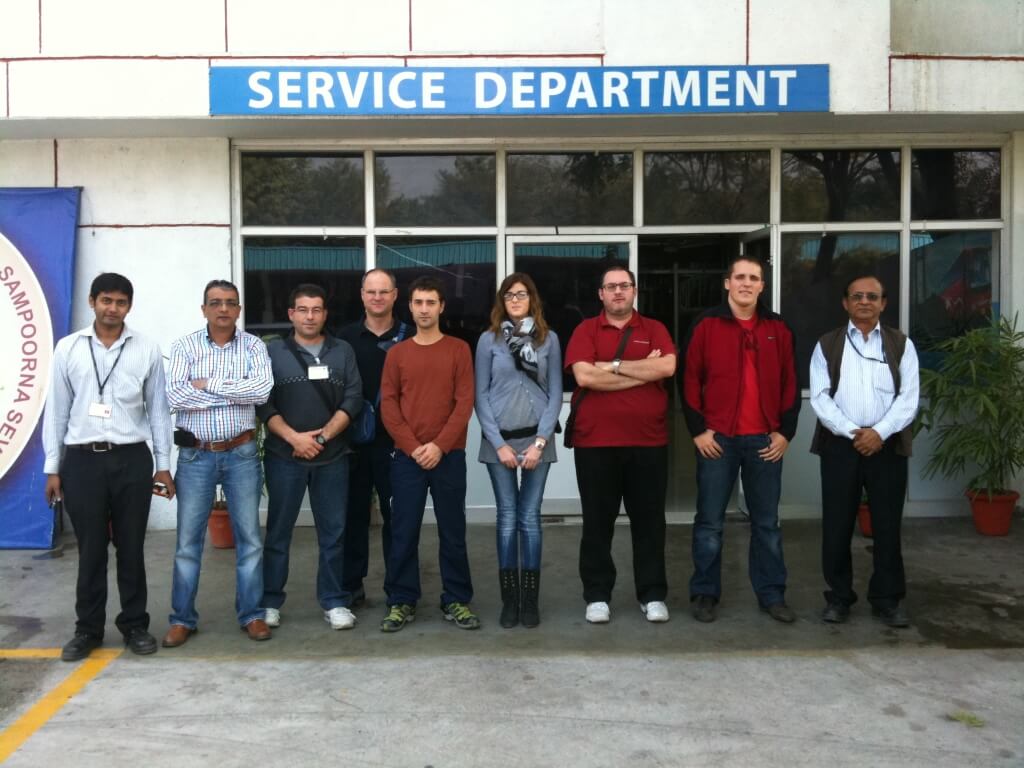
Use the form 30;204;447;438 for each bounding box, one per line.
916;316;1024;536
208;485;235;549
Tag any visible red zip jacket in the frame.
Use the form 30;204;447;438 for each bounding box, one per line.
681;303;799;440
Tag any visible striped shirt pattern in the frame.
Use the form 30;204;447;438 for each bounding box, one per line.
166;327;273;442
42;325;173;473
809;321;920;441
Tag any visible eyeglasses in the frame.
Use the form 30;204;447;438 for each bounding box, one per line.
848;292;882;302
206;299;239;309
602;282;635;292
292;307;325;316
502;291;529;302
363;289;395;298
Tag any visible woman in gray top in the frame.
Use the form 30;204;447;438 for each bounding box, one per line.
475;272;562;629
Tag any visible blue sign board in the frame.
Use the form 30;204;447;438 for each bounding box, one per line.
210;65;829;116
0;188;79;549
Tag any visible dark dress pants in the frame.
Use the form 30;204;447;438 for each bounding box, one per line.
575;445;668;604
820;435;908;609
342;434;394;595
60;443;153;638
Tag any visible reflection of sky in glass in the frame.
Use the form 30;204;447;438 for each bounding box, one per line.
377;156;459;198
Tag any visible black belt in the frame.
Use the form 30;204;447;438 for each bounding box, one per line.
499;425;538;440
68;441;145;453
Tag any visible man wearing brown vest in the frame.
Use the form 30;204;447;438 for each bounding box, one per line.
809;275;919;628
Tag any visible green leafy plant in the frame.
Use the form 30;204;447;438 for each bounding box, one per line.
916;316;1024;497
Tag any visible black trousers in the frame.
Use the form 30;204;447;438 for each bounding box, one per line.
60;443;153;638
575;446;668;604
342;435;394;595
820;436;907;609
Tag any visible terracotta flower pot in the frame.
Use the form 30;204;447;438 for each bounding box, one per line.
966;490;1019;537
208;502;235;549
857;503;873;538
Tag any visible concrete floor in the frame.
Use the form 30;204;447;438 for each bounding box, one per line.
1;515;1022;766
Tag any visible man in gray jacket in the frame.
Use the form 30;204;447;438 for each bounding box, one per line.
257;284;363;630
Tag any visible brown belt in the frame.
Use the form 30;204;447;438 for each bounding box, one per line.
196;429;255;453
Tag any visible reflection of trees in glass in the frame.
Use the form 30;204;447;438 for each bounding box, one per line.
911;150;1000;220
782;150;900;222
241;155;365;226
375;155;496;226
781;233;900;386
508;153;633;225
644;152;769;224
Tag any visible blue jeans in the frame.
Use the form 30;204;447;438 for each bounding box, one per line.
262;452;350;611
169;440;264;628
386;449;472;607
690;433;787;607
486;462;550;571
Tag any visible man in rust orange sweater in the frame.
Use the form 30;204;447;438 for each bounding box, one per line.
379;276;478;632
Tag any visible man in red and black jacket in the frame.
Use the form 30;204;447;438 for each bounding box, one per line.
681;255;799;624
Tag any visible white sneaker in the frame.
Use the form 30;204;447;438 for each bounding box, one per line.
585;602;611;624
324;606;357;630
641;601;670;623
264;608;281;628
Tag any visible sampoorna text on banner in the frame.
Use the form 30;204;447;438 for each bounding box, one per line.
209;65;830;116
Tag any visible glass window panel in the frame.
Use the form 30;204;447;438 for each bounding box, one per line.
513;242;630;391
910;230;999;368
376;237;497;351
242;236;366;339
781;232;900;387
375;154;496;227
911;149;1001;220
781;150;900;222
507;153;633;226
644;151;770;225
241;154;364;227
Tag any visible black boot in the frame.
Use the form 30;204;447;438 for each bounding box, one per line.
520;569;540;628
499;569;519;628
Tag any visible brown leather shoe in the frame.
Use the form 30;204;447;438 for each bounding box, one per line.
242;619;272;641
162;624;196;648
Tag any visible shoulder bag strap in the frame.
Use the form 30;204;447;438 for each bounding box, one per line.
284;336;337;419
573;326;634;411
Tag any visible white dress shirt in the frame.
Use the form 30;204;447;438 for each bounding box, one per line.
42;324;173;473
809;321;920;441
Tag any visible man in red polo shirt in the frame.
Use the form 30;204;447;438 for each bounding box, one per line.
565;265;676;624
682;255;799;624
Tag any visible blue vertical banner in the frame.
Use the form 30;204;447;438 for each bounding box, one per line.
0;188;80;548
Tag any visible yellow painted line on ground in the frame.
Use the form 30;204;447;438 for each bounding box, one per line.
0;648;122;762
0;649;62;659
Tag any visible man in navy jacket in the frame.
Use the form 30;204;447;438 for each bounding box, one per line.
682;255;799;624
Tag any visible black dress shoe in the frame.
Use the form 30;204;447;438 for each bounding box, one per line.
822;602;851;624
690;595;717;623
61;633;102;662
124;628;158;655
761;602;797;623
872;603;910;628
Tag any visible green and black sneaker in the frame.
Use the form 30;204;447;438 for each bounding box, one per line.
380;603;416;633
442;601;481;630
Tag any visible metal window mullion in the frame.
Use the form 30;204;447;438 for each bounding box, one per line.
372;227;498;237
230;144;246;320
908;220;1004;230
900;143;911;333
777;222;903;233
365;149;376;270
634;148;644;228
770;146;782;312
497;148;508;277
239;226;368;237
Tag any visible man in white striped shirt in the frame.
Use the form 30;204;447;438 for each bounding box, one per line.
43;272;173;661
162;279;274;648
809;274;919;629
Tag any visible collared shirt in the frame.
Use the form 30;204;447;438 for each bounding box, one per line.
337;317;409;402
42;324;172;473
809;320;920;441
166;326;273;442
563;311;675;447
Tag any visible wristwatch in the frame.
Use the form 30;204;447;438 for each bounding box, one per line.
315;434;327;446
611;358;622;375
534;438;546;451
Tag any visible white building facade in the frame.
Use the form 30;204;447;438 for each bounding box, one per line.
2;0;1022;528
